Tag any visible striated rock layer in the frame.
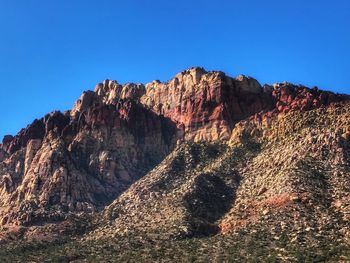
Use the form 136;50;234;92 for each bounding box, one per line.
0;67;348;229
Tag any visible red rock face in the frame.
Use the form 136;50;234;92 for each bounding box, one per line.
271;83;347;113
140;68;275;141
0;67;348;226
140;68;348;141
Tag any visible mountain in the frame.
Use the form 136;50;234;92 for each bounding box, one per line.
0;67;349;262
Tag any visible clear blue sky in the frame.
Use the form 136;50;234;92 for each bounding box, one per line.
0;0;349;139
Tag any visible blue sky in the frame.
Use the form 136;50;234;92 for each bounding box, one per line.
0;0;349;139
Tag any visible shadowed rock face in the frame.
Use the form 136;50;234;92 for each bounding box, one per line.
0;100;177;226
0;67;349;227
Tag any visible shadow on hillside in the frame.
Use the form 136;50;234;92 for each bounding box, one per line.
183;173;238;237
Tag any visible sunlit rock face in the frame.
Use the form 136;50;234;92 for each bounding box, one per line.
140;67;274;141
139;67;347;141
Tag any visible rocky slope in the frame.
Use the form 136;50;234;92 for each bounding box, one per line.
0;67;349;262
78;103;349;255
